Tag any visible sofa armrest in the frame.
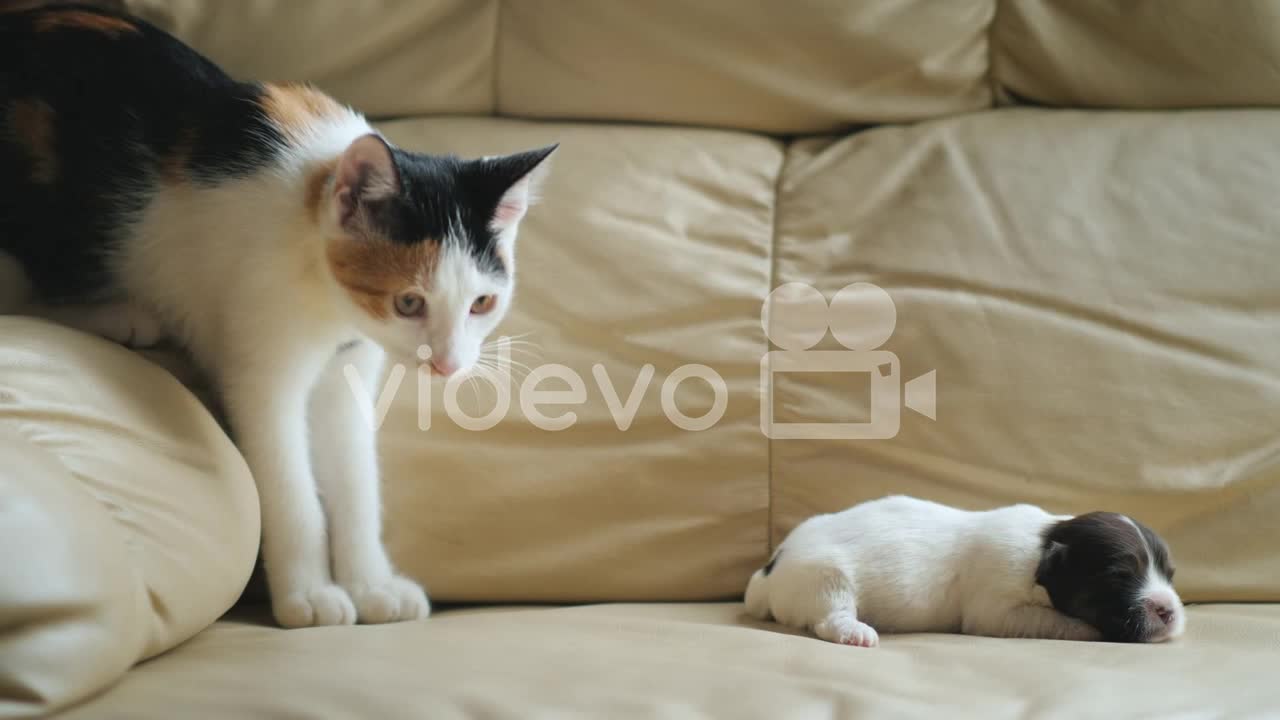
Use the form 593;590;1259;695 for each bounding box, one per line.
0;318;258;718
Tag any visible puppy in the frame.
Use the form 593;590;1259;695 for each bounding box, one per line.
744;495;1185;646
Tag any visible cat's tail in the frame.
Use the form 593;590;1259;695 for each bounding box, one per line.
0;251;31;314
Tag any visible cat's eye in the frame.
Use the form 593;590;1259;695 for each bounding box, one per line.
471;295;497;315
394;293;426;318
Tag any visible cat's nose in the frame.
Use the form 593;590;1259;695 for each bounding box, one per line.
430;357;459;376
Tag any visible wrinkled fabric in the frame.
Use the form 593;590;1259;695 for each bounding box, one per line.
996;0;1280;108
60;603;1280;719
0;319;258;718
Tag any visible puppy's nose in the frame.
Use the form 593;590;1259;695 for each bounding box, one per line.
1145;599;1175;626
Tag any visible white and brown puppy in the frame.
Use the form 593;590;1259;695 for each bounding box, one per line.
744;495;1185;647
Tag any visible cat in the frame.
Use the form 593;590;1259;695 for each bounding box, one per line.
0;3;556;628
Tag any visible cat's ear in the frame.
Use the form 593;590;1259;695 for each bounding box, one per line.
487;144;558;232
332;133;400;231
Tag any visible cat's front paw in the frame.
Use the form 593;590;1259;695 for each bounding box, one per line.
273;584;357;628
347;575;431;624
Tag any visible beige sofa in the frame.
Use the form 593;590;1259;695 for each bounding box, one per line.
4;1;1280;717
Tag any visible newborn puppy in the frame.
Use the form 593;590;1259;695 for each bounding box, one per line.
744;495;1184;646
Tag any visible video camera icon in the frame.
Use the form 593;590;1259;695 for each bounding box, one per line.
760;282;936;440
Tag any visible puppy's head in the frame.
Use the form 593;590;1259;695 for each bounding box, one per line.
1035;512;1185;643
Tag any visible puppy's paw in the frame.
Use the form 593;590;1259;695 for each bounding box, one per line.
348;575;431;624
844;622;880;647
1063;622;1103;642
815;613;879;647
273;584;357;628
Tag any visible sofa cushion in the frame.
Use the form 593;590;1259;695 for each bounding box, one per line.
0;319;258;718
123;0;495;118
995;0;1280;108
370;117;777;603
123;0;994;133
495;0;994;133
53;602;1280;719
770;108;1280;602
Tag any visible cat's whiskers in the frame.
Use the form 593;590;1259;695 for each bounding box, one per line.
478;353;534;383
482;334;542;355
486;331;535;344
483;335;544;385
502;346;544;363
464;372;484;401
478;346;531;365
474;354;532;384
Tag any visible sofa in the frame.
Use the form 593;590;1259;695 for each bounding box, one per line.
3;1;1279;717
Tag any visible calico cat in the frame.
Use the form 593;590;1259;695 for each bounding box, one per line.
0;4;556;627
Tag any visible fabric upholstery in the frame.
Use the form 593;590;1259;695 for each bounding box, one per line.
125;1;1280;125
57;603;1280;719
124;0;995;132
124;0;496;118
995;0;1280;108
0;319;258;719
493;0;995;133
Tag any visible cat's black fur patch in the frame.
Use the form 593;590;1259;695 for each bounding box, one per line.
0;3;286;302
373;146;557;278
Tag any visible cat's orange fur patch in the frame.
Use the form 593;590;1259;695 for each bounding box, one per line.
305;159;338;221
7;98;57;184
34;9;138;36
326;236;439;320
261;83;346;143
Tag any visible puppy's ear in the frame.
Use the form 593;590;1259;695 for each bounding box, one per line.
1035;540;1069;586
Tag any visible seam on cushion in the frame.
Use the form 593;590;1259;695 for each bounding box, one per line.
764;141;788;558
987;0;1006;107
491;0;502;115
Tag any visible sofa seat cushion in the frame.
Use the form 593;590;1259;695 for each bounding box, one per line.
56;602;1280;719
0;319;258;718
